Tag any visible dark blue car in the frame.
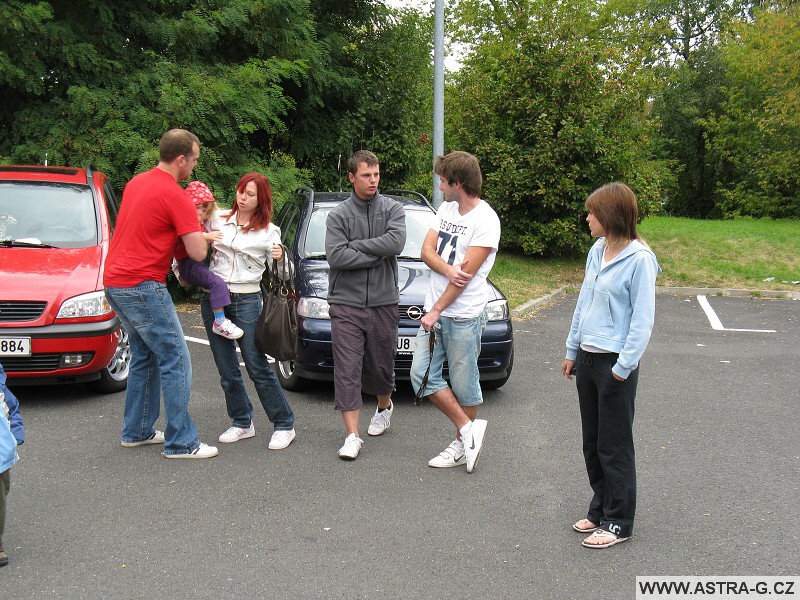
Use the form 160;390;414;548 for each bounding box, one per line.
272;187;514;391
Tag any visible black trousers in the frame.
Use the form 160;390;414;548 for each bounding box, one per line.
576;348;639;538
0;468;9;548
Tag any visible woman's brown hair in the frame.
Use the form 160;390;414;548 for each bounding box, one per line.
585;182;641;242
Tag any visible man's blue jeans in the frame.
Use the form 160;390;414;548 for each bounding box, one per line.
201;292;294;431
106;282;201;455
410;311;487;407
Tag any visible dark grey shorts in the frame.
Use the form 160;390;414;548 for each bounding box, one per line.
329;303;398;411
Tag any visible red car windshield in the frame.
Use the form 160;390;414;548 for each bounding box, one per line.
0;182;98;248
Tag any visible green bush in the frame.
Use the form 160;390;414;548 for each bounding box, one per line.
451;27;662;256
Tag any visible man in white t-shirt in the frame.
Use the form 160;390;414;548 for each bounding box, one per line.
410;151;501;473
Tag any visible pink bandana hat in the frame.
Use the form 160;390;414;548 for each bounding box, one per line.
186;181;216;206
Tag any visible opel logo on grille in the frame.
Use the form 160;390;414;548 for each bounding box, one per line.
406;306;423;320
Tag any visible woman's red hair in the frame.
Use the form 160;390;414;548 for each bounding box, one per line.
229;172;273;232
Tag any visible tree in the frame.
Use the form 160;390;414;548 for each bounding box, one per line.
1;0;316;202
640;0;755;217
0;1;434;203
447;0;663;256
707;0;800;218
651;46;728;216
609;0;749;65
285;4;434;191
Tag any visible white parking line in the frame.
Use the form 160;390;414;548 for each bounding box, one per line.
184;335;276;363
696;295;777;333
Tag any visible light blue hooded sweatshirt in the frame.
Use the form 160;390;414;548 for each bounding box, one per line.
565;238;661;379
1;363;24;473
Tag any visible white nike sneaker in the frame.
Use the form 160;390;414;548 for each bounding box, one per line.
463;419;487;473
428;440;466;468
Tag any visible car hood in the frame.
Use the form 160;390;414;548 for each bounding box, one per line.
0;246;104;303
297;258;504;303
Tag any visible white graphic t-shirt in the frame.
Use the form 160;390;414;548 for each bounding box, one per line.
425;199;501;318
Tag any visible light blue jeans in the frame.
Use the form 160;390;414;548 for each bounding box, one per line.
201;292;295;431
410;311;487;407
106;282;201;455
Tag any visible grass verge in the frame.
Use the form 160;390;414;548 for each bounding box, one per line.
492;216;800;308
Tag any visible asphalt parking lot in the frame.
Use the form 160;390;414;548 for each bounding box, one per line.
1;292;797;599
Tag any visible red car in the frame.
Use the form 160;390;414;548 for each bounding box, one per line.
0;165;130;392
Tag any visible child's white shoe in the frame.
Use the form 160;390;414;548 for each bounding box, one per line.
212;318;244;340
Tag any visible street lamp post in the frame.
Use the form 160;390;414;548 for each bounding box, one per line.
432;0;444;208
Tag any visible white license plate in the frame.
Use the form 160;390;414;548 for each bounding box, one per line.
396;336;415;354
0;337;31;357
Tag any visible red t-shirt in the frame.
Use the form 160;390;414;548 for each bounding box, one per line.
104;168;199;287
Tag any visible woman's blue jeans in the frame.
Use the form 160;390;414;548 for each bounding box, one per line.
106;282;201;455
201;292;294;431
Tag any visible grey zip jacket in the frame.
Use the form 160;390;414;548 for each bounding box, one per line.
325;191;407;308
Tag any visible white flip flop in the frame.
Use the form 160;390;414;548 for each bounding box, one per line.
573;519;600;533
581;529;629;549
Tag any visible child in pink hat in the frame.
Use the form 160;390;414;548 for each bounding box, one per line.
173;181;244;340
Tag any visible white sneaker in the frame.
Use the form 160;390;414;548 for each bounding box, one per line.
367;401;393;436
338;433;363;460
212;318;244;340
428;440;466;468
218;423;255;443
164;442;219;459
268;429;296;450
463;419;487;474
121;430;165;447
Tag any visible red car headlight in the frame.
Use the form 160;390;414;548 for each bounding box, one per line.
56;290;113;320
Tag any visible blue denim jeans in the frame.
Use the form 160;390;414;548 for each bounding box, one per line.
106;282;201;455
201;292;294;431
410;311;487;407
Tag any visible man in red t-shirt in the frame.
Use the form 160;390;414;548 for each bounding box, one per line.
104;129;217;459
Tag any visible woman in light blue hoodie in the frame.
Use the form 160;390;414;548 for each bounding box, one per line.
562;183;660;549
1;363;25;567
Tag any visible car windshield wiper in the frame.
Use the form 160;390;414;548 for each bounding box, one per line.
397;255;423;261
304;253;327;259
0;239;57;249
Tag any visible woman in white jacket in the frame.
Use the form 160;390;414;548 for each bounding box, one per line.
202;173;296;450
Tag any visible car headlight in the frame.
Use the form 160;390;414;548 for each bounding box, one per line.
56;291;113;319
298;297;330;320
485;299;509;322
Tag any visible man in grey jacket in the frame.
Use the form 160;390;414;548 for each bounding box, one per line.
325;150;407;460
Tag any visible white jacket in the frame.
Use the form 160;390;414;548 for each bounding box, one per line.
208;211;288;293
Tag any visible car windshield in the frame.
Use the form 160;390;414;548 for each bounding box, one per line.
0;182;98;248
302;205;434;259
